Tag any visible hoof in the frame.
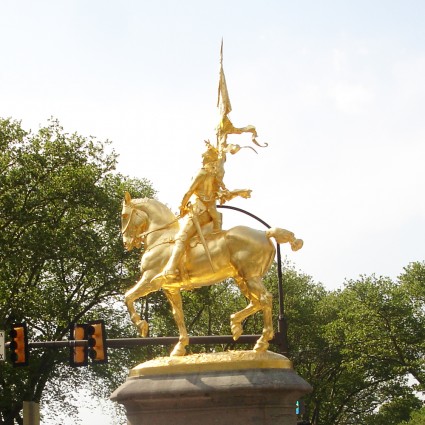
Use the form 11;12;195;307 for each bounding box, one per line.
170;342;187;357
231;321;243;340
136;319;149;337
253;339;269;353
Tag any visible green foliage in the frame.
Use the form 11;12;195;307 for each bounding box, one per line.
327;271;424;389
0;118;155;424
363;394;422;425
399;406;425;425
289;262;424;424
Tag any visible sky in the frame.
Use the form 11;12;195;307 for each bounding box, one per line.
1;1;425;423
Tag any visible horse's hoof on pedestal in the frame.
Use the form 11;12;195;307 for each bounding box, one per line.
170;342;187;357
253;339;269;352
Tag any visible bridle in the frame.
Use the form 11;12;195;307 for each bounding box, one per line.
121;206;147;236
122;203;179;242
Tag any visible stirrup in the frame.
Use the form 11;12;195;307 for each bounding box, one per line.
163;268;179;279
152;268;179;284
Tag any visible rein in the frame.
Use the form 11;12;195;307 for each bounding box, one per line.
143;237;174;254
139;218;179;239
122;203;179;242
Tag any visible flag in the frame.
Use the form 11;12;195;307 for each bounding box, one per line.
217;40;232;118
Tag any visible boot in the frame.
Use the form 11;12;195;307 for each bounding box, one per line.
162;239;186;279
212;211;222;232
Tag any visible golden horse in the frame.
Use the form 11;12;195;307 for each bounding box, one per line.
121;192;303;356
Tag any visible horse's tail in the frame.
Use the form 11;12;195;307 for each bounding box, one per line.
265;227;303;251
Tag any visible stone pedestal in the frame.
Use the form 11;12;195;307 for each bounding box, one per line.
111;351;312;425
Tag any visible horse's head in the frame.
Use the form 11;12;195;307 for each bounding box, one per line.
121;192;149;251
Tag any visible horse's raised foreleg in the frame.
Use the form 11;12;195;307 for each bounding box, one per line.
163;289;189;356
124;270;161;337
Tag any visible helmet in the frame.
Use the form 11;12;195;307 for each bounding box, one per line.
202;140;219;163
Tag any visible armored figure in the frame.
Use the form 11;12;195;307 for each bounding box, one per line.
160;141;251;281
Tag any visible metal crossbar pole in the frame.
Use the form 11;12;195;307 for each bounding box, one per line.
4;334;284;349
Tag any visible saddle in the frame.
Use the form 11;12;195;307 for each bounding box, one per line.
179;229;224;282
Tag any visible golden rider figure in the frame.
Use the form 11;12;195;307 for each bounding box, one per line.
159;141;251;281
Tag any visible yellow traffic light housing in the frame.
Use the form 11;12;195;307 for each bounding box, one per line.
87;320;107;364
69;324;88;367
9;323;29;367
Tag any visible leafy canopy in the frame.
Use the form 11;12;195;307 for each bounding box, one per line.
0;117;154;424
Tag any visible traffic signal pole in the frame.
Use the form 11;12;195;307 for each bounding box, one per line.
23;401;39;425
5;334;265;350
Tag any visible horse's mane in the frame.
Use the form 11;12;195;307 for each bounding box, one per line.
131;197;177;224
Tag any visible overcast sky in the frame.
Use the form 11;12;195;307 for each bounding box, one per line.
1;1;424;421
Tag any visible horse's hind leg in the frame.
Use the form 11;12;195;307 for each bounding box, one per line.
163;289;189;356
253;290;273;352
232;276;274;352
251;278;274;352
124;270;161;337
230;302;260;340
230;278;262;340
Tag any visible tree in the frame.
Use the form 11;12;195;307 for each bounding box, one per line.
327;271;424;386
0;118;155;424
261;262;424;425
362;394;423;425
399;406;425;425
316;266;424;424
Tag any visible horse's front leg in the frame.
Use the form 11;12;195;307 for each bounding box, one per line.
124;270;161;337
163;289;189;356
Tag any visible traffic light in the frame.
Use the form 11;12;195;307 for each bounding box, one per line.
9;323;29;367
87;320;107;364
69;324;88;367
